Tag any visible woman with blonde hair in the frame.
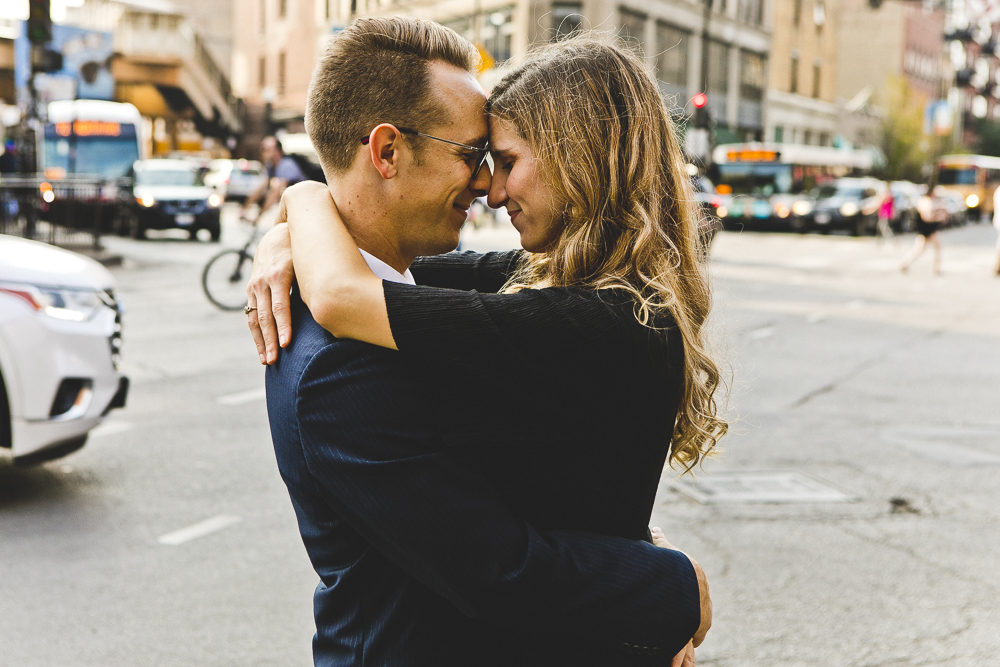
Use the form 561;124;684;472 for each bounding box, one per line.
250;34;726;664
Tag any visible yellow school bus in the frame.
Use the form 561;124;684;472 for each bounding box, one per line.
936;154;1000;217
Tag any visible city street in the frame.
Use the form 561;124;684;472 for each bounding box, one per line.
1;208;998;667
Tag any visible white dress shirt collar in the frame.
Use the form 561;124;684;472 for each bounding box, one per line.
359;248;416;285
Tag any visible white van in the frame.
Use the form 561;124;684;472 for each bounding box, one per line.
0;235;128;463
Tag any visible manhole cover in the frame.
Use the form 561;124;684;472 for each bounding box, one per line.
672;470;855;504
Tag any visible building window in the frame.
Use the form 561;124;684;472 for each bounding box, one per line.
819;132;830;146
258;56;266;88
739;50;765;130
790;55;799;94
774;126;784;142
739;0;763;26
279;0;287;19
812;63;821;98
278;51;286;97
442;7;515;65
707;40;729;95
803;130;812;145
484;8;514;63
259;0;266;35
619;9;647;54
552;2;583;40
740;51;765;103
656;23;689;107
793;0;802;25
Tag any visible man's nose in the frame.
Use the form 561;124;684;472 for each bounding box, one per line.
469;161;491;197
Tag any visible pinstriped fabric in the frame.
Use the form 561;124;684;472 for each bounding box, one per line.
266;289;700;667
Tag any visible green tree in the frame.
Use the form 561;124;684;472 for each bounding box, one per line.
973;117;1000;156
878;76;931;182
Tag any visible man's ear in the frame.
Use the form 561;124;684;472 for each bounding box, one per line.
367;124;403;180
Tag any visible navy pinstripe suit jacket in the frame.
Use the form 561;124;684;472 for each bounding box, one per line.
265;292;700;666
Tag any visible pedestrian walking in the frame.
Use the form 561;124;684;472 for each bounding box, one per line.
901;181;946;275
877;187;895;244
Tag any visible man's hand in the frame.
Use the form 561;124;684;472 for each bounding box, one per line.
650;526;712;665
247;223;295;365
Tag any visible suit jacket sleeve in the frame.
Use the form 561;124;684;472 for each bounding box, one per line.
293;340;700;660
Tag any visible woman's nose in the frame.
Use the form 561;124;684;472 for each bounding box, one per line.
486;173;507;209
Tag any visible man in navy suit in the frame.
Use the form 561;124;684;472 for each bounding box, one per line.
255;16;708;666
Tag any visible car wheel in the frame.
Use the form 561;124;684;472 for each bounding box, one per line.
207;214;222;242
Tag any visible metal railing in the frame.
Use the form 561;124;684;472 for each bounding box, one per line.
0;175;134;250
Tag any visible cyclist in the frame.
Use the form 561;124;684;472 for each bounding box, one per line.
241;136;307;219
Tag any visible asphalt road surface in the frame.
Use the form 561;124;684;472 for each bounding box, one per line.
1;210;997;666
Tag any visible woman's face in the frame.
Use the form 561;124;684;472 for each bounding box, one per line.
486;121;562;253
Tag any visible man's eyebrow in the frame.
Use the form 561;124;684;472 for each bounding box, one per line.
461;134;489;149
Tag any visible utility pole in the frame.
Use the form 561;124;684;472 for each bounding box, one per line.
698;0;712;130
684;0;713;163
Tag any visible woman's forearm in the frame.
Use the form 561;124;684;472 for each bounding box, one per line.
283;182;398;349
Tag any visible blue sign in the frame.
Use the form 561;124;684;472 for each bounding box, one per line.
15;22;115;101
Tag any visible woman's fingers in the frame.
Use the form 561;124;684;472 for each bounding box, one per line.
245;284;266;364
253;280;280;364
649;526;676;550
670;642;694;667
649;527;711;649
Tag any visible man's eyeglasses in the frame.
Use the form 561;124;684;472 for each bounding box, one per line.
362;127;490;179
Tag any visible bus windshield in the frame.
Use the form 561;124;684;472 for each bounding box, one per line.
135;169;204;187
713;163;794;196
43;124;140;179
938;168;976;185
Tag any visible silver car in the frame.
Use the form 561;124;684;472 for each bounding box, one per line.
0;235;127;463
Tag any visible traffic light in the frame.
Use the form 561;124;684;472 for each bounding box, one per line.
692;92;708;128
27;0;52;46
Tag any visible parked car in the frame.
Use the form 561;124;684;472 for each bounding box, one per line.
130;159;223;240
932;186;968;227
0;235;128;464
203;159;268;202
809;177;883;235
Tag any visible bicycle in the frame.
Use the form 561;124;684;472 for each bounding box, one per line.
202;212;260;311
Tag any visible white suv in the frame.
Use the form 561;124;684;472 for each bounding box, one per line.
0;235;128;463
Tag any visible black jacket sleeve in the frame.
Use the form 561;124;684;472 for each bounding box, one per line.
384;281;639;382
295;340;700;660
409;250;523;292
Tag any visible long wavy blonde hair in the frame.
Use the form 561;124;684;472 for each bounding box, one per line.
489;35;727;471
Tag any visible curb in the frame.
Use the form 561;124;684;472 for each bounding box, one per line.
56;244;124;268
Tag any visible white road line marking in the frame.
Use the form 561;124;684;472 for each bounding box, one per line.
158;515;242;546
216;388;266;406
88;421;135;438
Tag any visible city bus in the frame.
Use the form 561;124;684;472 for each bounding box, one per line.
708;143;874;231
936;154;1000;218
38;100;143;230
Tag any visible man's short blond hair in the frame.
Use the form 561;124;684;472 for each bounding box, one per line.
305;17;479;175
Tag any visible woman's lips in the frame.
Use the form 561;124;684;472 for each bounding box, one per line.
509;210;521;222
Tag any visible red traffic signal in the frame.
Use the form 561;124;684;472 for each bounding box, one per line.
692;92;708;109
